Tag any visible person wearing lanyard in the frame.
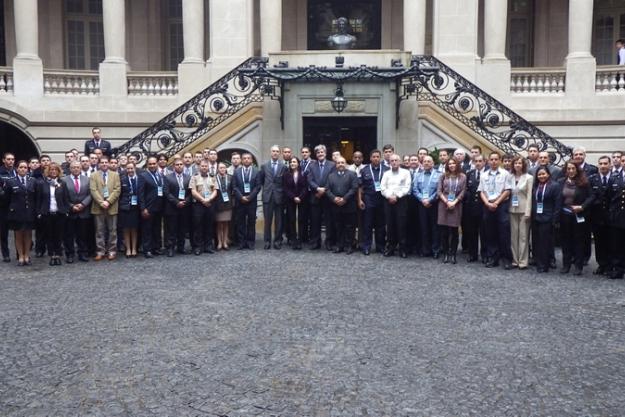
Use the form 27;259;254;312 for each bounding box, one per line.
35;163;69;266
478;152;514;269
358;150;389;255
163;158;192;257
509;156;533;270
190;160;218;255
531;167;561;273
436;158;466;264
89;156;121;261
381;153;412;258
118;162;141;258
588;156;614;276
557;161;595;275
413;155;442;258
607;168;625;279
214;162;234;250
138;156;166;258
283;157;308;250
232;153;261;250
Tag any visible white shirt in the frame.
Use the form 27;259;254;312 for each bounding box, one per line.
477;167;514;201
347;164;363;177
618;46;625;65
380;167;411;199
49;182;58;213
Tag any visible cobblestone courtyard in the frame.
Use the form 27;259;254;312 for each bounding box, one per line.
1;247;624;416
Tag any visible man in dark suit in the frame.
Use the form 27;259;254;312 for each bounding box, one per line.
62;161;92;263
326;157;359;254
572;146;598;177
232;152;261;249
298;146;313;244
608;169;625;279
589;156;613;275
84;127;112;157
163;158;192;257
0;152;17;262
358;149;389;255
258;145;287;249
529;151;562;180
307;145;336;250
463;154;487;262
138;155;165;258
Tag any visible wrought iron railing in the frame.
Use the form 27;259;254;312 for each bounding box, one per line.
402;56;572;165
114;58;280;163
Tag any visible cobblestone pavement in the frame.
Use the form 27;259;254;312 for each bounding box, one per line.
1;244;624;417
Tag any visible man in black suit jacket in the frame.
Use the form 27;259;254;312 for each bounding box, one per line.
232;153;261;249
326;157;359;253
84;127;112;157
138;156;165;257
463;155;487;263
589;156;613;275
163;158;192;256
0;152;17;262
306;145;336;250
572;147;598;177
62;161;92;262
258;146;288;249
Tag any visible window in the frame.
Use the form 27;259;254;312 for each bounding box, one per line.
0;0;5;66
64;0;104;70
506;0;534;67
592;1;625;65
164;0;185;70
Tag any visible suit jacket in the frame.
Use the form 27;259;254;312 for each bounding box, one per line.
532;180;561;224
580;162;598;178
90;170;121;215
259;160;287;204
4;176;37;223
62;174;92;219
0;165;17;207
163;172;192;215
138;170;165;214
509;173;533;216
232;166;261;203
119;174;140;211
326;170;359;213
589;173;612;226
556;177;595;215
283;171;308;202
36;179;69;216
608;173;625;228
306;160;336;204
463;168;485;216
84;138;112;157
359;163;389;208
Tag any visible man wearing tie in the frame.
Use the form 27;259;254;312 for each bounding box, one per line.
259;145;287;250
156;154;171;177
611;151;623;177
298;147;313;244
206;149;219;177
326;157;359;254
163;158;192;257
62;161;92;263
84;127;112;157
589;156;613;275
307;144;336;250
232;153;261;249
0;152;17;262
526;144;540;171
182;152;197;177
138;156;166;258
358;149;389;255
89;156;121;260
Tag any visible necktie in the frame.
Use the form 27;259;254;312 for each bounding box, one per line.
603;176;607;186
21;177;25;186
320;163;324;175
477;171;481;182
74;176;80;193
272;162;277;175
102;172;107;184
178;175;183;189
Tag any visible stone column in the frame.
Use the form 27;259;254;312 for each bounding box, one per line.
99;0;127;96
478;0;511;98
182;0;204;63
12;0;43;96
403;0;426;55
565;0;596;97
260;0;282;56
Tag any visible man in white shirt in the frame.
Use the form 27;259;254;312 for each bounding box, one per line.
478;152;514;269
380;153;411;258
616;39;625;65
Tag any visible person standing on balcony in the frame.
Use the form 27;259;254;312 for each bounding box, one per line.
616;39;625;65
84;127;112;158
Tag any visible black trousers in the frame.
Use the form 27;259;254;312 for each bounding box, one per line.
228;201;238;246
385;197;407;251
439;225;459;255
285;200;304;243
263;201;283;243
43;213;65;257
592;222;611;269
142;211;163;252
483;201;512;262
418;202;439;256
64;216;90;257
532;221;554;270
463;212;481;259
35;215;46;254
0;206;9;258
236;201;257;247
362;202;386;251
298;199;311;243
560;213;590;269
166;207;190;251
310;197;335;246
406;197;420;253
332;208;355;250
610;226;625;276
192;203;215;250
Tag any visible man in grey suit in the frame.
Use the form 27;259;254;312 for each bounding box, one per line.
528;151;562;180
259;145;287;249
62;161;93;263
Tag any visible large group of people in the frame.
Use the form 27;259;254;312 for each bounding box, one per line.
1;127;624;279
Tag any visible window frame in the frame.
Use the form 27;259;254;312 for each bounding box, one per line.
63;0;104;70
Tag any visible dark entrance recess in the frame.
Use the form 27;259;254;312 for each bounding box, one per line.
307;0;382;50
0;122;39;162
216;148;258;167
303;117;377;164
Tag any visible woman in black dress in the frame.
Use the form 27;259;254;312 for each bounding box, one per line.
4;160;36;266
283;157;308;250
36;163;69;266
119;163;141;257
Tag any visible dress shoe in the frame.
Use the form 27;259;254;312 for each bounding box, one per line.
443;254;449;264
25;259;32;266
2;256;10;263
78;255;89;262
549;259;557;269
94;255;105;261
346;248;353;255
399;251;407;258
450;255;457;264
333;247;343;254
325;242;333;251
467;256;477;263
503;262;513;270
362;248;370;256
264;242;271;250
383;249;394;257
167;249;174;257
560;265;571;274
144;252;154;259
66;256;74;264
55;257;62;266
238;245;247;250
153;249;163;256
310;243;321;250
432;252;440;259
17;261;24;267
537;267;547;273
573;267;583;276
518;266;527;270
49;258;55;266
485;260;499;268
176;249;187;255
593;267;606;275
195;248;203;255
204;246;215;254
273;242;282;250
107;253;116;261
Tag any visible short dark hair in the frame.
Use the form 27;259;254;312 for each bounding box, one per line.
39;154;51;161
527;144;540;152
231;152;241;157
598;155;611;163
156;153;168;161
2;152;14;160
616;39;625;45
370;149;381;156
382;144;394;152
471;145;483;153
489;151;501;159
99;156;109;162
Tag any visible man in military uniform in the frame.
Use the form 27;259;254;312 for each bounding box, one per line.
463;154;486;262
608;168;625;279
589;156;613;275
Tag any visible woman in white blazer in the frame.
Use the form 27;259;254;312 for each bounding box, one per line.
509;156;533;269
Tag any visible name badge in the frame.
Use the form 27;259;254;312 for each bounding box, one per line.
374;181;381;192
221;191;230;203
488;190;496;200
131;195;138;206
244;183;251;194
511;195;519;207
204;191;210;199
576;214;585;224
103;186;109;199
157;186;163;197
423;192;429;200
178;189;185;200
536;202;544;214
447;193;455;202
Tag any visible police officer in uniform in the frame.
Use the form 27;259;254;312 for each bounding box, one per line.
463;154;486;262
608;169;625;279
589;156;613;275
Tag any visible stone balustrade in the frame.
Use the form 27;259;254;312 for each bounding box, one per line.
127;72;178;96
43;70;99;95
595;66;625;93
510;68;566;94
0;67;14;94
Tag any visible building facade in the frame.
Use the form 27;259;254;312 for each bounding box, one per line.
0;0;624;164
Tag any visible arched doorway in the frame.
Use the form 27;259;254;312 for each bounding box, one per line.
0;122;39;162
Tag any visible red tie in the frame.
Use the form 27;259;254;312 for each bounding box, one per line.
74;176;80;193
